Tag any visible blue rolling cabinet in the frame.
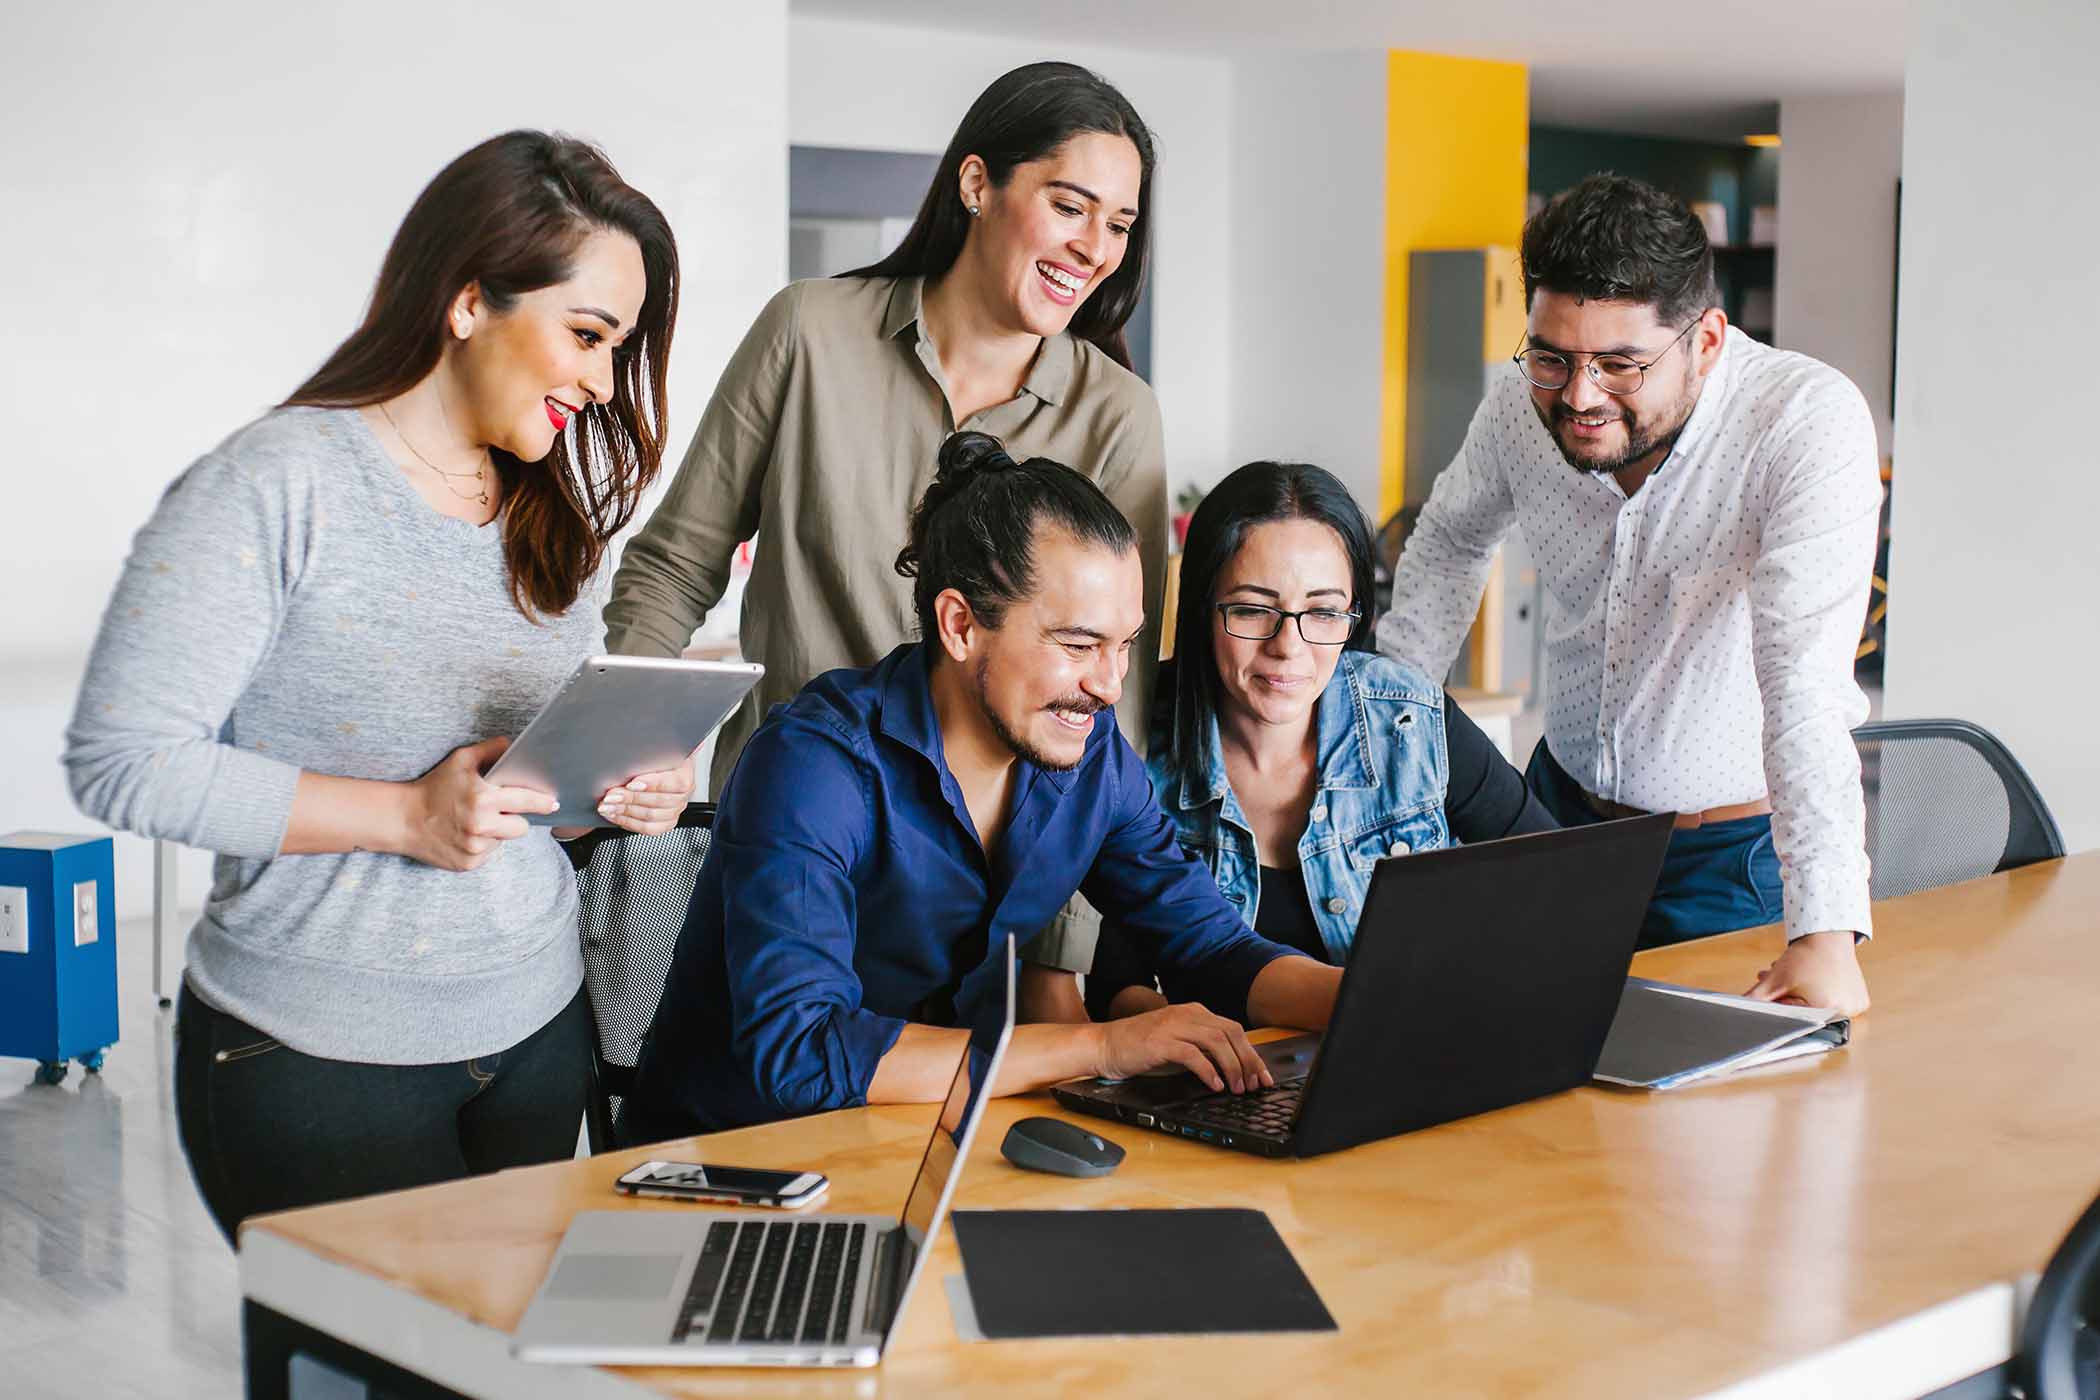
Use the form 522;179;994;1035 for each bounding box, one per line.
1;832;119;1085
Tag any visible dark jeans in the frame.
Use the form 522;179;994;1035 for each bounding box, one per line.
1525;740;1783;948
174;983;591;1245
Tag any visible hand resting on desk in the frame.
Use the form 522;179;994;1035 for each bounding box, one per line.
1745;929;1870;1017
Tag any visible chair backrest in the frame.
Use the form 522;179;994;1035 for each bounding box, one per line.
566;804;715;1154
1370;503;1423;620
1854;719;2063;901
2018;1182;2100;1399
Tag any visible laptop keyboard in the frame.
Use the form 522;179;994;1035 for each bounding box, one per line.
1177;1077;1307;1139
677;1219;868;1348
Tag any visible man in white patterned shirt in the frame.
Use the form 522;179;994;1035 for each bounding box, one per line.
1380;174;1878;1015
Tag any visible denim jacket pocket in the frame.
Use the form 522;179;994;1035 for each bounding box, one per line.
1341;808;1450;874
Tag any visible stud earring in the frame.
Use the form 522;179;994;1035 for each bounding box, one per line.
968;204;980;218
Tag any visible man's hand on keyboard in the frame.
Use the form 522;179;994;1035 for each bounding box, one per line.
1093;1003;1274;1094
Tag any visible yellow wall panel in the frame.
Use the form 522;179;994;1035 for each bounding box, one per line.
1381;51;1530;515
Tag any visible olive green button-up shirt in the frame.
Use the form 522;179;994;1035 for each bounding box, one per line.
602;275;1166;968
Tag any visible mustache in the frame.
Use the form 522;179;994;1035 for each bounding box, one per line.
1551;404;1627;425
1045;696;1106;717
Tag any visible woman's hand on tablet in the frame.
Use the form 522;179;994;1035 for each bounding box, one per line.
401;736;559;871
597;752;697;836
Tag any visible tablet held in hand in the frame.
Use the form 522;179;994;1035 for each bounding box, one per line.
487;656;762;825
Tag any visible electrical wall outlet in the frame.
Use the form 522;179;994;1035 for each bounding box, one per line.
0;885;28;955
74;881;98;947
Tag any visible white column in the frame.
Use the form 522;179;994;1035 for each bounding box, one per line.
1885;0;2100;852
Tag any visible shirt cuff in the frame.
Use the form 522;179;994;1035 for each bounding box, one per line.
192;745;302;859
1020;892;1102;973
831;1009;909;1110
1782;868;1874;943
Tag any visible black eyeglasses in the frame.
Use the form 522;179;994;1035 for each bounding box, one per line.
1513;317;1701;396
1215;603;1359;645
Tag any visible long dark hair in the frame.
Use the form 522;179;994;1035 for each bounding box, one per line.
286;130;679;620
1168;462;1379;791
842;62;1154;371
896;430;1136;640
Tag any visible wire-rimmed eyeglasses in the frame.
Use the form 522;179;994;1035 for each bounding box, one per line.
1216;603;1360;645
1513;317;1701;396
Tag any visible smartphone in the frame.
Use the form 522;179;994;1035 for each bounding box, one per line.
613;1160;830;1209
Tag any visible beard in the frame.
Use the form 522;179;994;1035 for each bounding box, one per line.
1537;367;1700;475
971;655;1101;773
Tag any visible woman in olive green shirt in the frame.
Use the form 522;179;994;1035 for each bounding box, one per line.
604;62;1167;991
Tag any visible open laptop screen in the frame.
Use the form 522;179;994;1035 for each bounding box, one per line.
898;938;1014;1243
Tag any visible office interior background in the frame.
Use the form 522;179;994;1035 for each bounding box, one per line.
2;0;2095;1394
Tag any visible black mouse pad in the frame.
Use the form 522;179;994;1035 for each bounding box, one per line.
949;1208;1337;1338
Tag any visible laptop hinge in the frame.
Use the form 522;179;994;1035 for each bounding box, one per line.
862;1225;915;1336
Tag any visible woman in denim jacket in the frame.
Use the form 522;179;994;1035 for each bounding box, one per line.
1087;461;1556;1022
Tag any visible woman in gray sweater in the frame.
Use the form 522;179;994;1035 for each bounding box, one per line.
65;131;690;1242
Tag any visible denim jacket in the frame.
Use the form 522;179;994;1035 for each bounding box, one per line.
1148;651;1452;962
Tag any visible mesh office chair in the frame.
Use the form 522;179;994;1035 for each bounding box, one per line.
1370;503;1424;620
564;804;715;1154
1939;1185;2100;1399
1853;719;2063;901
2019;1186;2100;1399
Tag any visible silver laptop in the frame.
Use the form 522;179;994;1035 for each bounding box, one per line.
512;938;1016;1369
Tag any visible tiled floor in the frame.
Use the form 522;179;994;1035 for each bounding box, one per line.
0;909;243;1399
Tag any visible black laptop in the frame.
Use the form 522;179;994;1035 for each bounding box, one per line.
1054;814;1675;1158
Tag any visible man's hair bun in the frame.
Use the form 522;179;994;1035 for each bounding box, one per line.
934;430;1015;479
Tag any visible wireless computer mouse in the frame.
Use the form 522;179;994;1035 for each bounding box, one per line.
1000;1116;1126;1178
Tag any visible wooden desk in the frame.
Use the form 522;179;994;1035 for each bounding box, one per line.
241;855;2100;1399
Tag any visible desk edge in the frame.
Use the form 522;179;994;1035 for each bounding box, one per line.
1693;1279;2023;1400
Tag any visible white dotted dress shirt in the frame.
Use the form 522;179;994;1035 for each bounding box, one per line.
1378;328;1883;940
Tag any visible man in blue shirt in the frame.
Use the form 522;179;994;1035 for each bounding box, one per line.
626;433;1343;1138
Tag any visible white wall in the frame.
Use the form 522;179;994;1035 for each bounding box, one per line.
1226;53;1389;512
1885;0;2100;852
1775;92;1905;453
788;14;1234;505
1;0;787;919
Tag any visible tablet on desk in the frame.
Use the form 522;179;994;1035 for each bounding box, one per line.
486;655;762;826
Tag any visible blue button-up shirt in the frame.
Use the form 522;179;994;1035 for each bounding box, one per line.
627;643;1297;1137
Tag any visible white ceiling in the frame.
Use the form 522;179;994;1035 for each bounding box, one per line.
793;0;1909;140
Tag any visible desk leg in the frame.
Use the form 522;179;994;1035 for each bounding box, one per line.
245;1300;474;1400
153;839;177;1008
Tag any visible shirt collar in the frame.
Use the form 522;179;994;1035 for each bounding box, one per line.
881;275;1076;408
1177;703;1232;810
1662;324;1737;466
877;641;948;773
1312;653;1378;791
875;641;1079;794
880;276;921;343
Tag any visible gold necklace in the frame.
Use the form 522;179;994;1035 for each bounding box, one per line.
378;400;491;507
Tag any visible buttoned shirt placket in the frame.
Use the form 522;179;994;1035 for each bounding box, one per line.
1593;466;1655;803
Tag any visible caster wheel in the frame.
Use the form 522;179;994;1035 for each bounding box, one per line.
35;1060;69;1086
80;1050;106;1074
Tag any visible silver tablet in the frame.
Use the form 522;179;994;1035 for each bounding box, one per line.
486;655;764;826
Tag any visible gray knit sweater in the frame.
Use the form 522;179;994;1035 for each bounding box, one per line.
66;407;596;1063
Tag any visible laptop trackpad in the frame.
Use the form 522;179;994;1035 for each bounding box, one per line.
1256;1033;1319;1077
544;1252;685;1302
